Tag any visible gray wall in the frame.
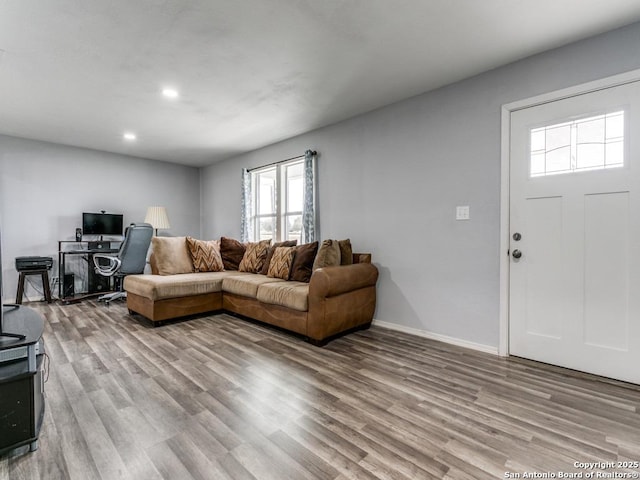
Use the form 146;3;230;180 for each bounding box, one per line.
201;22;640;349
0;135;200;301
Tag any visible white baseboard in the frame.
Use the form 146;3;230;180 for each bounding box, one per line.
372;319;498;356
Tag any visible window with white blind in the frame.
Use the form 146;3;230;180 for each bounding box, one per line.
251;159;304;243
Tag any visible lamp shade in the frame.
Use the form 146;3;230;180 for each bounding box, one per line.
144;206;170;231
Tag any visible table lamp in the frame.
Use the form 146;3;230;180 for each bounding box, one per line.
144;206;170;236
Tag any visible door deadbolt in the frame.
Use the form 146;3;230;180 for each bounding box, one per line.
512;232;522;241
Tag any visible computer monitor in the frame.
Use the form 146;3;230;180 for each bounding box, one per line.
82;212;124;236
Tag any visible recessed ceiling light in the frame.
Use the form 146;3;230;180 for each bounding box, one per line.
162;88;179;99
123;132;137;141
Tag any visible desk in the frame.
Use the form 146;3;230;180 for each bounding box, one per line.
0;306;45;455
58;241;120;299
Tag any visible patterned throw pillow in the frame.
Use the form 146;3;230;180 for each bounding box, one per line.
186;236;224;272
261;240;297;275
267;246;296;279
238;240;271;273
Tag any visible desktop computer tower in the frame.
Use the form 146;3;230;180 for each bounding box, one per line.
88;257;110;293
63;273;74;298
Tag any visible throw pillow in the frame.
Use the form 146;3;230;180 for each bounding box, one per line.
267;246;296;279
338;238;353;265
151;236;194;275
261;240;298;275
220;237;246;271
312;239;341;270
186;236;224;272
289;241;319;282
239;240;271;273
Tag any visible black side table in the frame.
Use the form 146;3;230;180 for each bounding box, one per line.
0;305;46;456
16;270;52;304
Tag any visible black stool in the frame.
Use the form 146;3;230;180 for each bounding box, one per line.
16;270;52;304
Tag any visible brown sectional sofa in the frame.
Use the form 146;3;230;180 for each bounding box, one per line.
124;251;378;345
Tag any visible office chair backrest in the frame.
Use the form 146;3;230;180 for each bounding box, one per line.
118;223;153;275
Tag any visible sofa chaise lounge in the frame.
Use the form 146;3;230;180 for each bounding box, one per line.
124;237;378;345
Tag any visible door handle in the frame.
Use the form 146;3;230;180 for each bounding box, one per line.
512;249;522;259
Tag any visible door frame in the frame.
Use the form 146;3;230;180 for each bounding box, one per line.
498;68;640;357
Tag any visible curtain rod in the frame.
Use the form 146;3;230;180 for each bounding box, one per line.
247;150;317;172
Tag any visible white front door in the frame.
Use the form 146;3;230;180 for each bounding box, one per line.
509;81;640;384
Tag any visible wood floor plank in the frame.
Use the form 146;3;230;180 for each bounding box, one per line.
280;422;377;480
2;299;640;480
88;389;161;479
290;415;369;465
268;429;340;480
40;363;101;480
229;441;315;480
56;363;130;480
145;440;196;480
165;433;233;480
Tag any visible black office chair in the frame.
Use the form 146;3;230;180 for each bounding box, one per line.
93;223;153;303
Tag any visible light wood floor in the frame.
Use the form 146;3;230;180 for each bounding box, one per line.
1;300;639;480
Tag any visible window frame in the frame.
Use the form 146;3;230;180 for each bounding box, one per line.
250;158;305;243
529;110;625;178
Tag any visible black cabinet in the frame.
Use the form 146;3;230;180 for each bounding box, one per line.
0;306;45;456
0;356;45;454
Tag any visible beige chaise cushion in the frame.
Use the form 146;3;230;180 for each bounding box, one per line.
222;274;285;298
257;281;310;312
125;271;245;301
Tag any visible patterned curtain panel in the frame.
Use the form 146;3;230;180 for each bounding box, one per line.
302;150;317;243
240;168;252;242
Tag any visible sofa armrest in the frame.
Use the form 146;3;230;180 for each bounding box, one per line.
307;262;378;343
309;263;379;299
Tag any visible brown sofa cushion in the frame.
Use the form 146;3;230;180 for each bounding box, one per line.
289;241;318;283
186;237;224;272
338;239;353;265
151;236;194;275
312;239;341;270
261;240;297;275
220;237;246;270
239;240;271;273
267;246;296;279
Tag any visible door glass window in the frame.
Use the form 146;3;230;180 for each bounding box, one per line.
530;111;624;177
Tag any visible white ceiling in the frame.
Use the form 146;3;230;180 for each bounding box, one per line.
2;1;640;167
